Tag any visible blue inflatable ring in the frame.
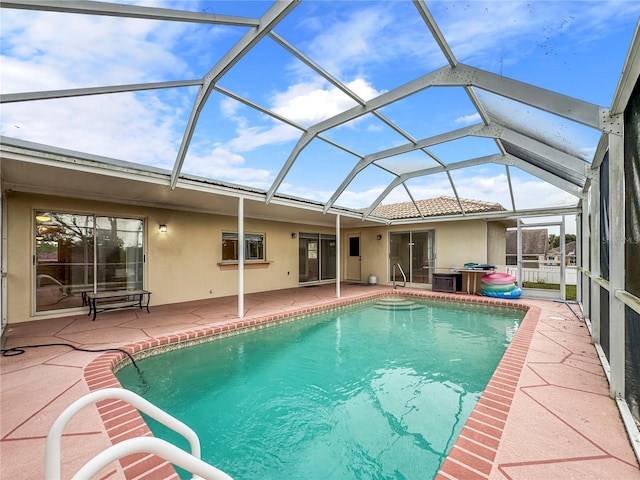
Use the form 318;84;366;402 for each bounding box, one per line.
483;287;522;299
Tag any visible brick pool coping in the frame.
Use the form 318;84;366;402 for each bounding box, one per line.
84;289;536;480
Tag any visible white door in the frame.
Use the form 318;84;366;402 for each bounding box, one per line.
346;234;361;282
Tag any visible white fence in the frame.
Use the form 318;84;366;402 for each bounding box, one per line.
505;265;577;286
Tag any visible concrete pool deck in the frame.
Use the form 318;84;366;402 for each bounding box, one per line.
1;284;638;479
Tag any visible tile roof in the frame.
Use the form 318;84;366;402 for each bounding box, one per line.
371;196;506;219
506;229;549;255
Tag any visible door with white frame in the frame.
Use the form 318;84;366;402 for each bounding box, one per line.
389;230;435;284
346;234;361;282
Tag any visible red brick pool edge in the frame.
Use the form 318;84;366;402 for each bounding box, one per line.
84;289;533;480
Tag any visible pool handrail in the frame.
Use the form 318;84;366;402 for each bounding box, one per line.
71;437;233;480
393;263;407;289
45;387;231;479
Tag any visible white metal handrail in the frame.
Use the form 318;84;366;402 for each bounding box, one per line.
393;263;407;289
45;387;232;480
71;437;233;480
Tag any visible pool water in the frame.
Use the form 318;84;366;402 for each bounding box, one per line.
117;297;523;480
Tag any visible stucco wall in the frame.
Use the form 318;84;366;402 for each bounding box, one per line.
345;220;492;285
487;221;508;269
6;192;506;323
6;193;333;323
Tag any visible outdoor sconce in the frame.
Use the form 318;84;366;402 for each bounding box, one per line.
291;233;297;239
377;234;382;240
159;224;168;233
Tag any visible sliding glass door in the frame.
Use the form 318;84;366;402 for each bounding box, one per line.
35;211;144;312
389;230;435;284
298;233;336;283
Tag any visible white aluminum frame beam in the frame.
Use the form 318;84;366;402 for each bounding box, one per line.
324;123;489;212
1;80;203;104
1;0;259;26
170;0;300;190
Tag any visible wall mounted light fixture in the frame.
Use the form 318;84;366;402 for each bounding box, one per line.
291;232;297;239
159;224;168;233
377;234;382;240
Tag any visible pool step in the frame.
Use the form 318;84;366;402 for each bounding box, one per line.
373;298;425;311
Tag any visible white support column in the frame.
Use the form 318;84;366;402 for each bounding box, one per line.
576;213;582;303
238;196;244;319
609;130;625;398
560;216;566;301
590;169;601;345
516;219;523;289
336;214;341;298
0;192;5;338
580;199;590;317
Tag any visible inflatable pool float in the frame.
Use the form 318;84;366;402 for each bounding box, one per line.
481;272;516;285
483;287;522;299
480;282;516;293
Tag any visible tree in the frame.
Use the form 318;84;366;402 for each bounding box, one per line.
548;234;576;249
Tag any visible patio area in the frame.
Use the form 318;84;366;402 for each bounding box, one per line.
1;284;638;480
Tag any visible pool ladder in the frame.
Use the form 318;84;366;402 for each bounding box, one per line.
45;387;233;480
393;263;407;289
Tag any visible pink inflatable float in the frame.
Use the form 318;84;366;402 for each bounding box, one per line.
480;272;522;298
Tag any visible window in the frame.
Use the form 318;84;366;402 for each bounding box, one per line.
222;232;265;261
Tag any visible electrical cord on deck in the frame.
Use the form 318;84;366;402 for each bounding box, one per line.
1;343;140;370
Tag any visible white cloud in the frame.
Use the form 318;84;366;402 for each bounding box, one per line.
227;123;301;153
270;78;383;128
184;146;273;188
454;113;481;125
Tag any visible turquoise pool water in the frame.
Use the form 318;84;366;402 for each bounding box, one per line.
117;297;523;479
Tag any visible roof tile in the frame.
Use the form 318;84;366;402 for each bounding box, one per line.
372;196;506;219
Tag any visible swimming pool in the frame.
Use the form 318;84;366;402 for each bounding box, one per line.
117;296;523;479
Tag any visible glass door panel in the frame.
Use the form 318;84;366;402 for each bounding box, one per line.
320;235;336;280
411;231;435;284
389;232;410;283
95;217;144;291
299;233;319;282
35;212;94;311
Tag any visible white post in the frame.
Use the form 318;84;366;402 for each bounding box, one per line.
609;129;625;398
590;167;601;345
516;219;523;289
238;196;244;319
560;216;566;301
336;214;341;298
580;203;590;316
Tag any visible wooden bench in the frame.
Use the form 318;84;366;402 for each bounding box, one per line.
86;289;151;321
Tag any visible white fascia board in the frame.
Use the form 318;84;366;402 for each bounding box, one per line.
384;205;579;226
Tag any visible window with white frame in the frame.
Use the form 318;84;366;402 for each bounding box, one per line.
222;232;265;261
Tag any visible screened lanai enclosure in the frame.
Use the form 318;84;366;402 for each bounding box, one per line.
1;0;639;460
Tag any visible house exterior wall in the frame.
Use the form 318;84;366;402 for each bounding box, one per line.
6;192;506;323
487;221;507;268
6;192;333;323
345;220;492;284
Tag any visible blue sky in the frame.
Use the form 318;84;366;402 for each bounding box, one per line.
1;1;639;222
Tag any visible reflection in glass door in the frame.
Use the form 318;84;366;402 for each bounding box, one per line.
299;233;336;283
34;211;144;312
389;230;435;284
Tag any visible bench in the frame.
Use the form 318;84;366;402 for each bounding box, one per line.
86;290;151;321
